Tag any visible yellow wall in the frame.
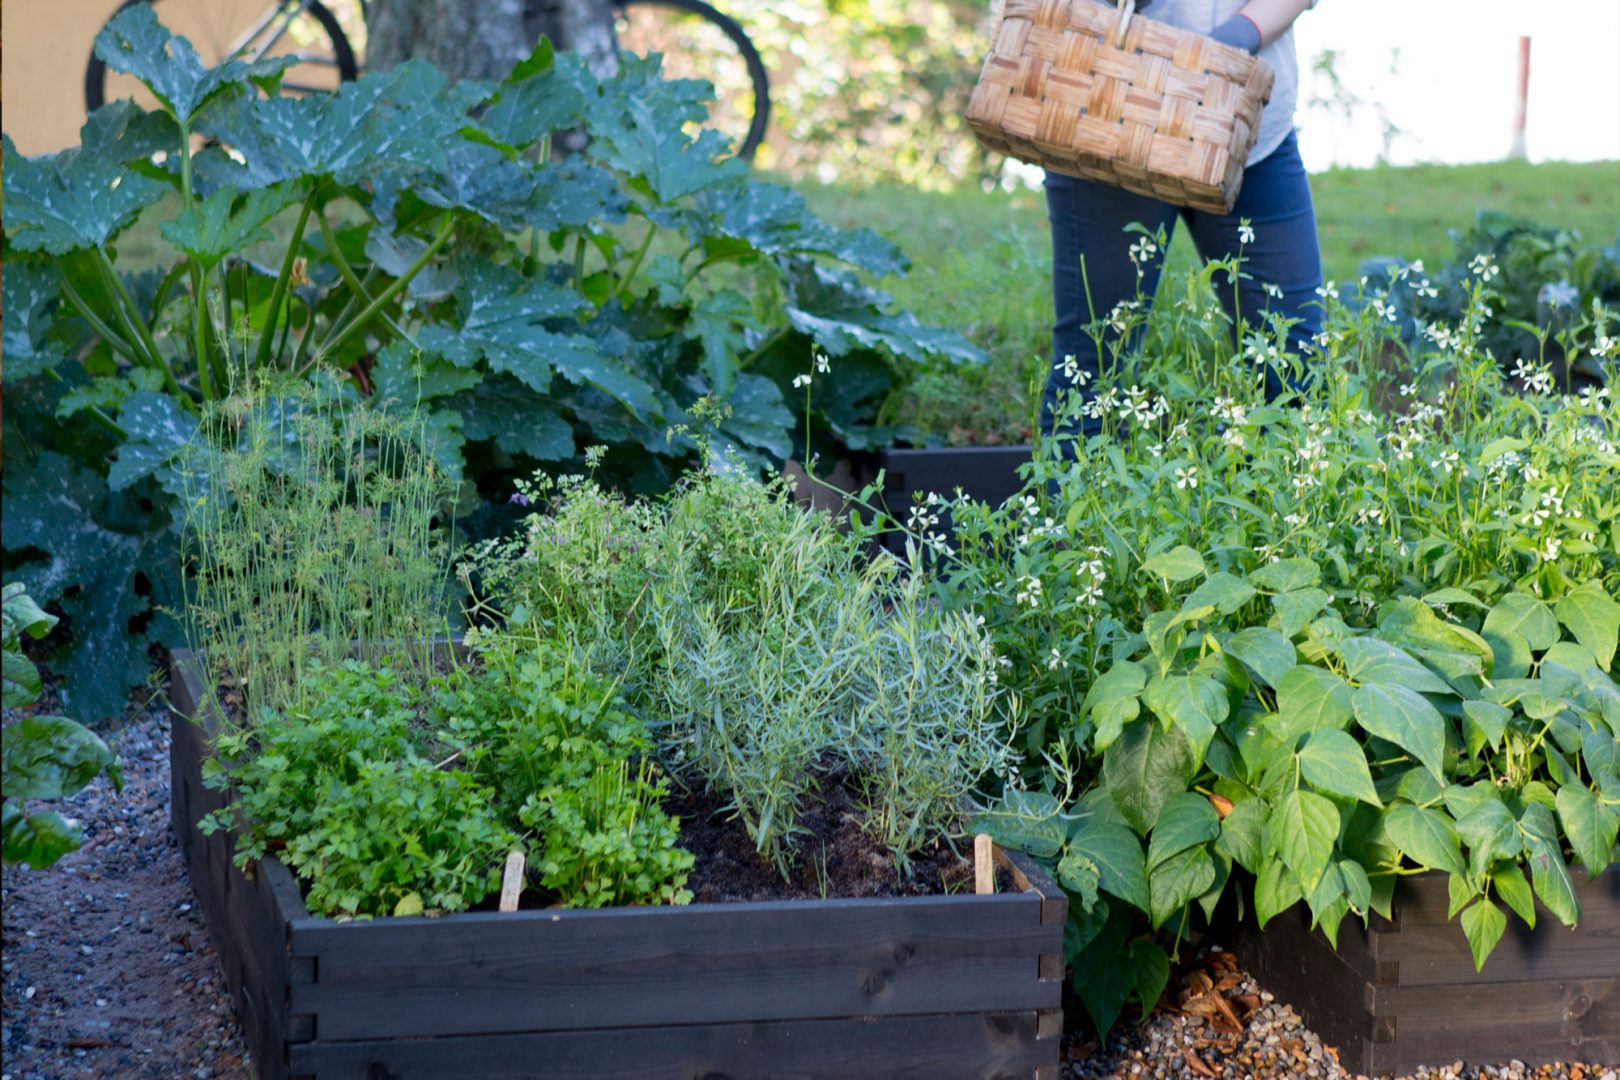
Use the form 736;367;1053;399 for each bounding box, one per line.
4;1;125;154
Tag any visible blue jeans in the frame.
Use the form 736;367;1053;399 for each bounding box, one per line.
1042;130;1323;436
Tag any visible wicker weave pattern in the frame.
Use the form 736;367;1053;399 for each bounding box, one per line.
966;0;1275;213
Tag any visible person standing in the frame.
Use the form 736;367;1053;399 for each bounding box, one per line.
1042;0;1323;438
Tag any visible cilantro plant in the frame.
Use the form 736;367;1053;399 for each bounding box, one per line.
913;246;1620;1035
203;636;694;918
1;582;123;869
0;6;980;724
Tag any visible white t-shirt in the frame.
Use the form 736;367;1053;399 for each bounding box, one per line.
1139;0;1311;163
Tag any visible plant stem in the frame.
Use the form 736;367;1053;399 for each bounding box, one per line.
317;215;455;361
613;224;658;302
254;188;317;372
94;248;185;400
738;326;789;370
41;369;128;440
315;207;414;343
58;275;140;363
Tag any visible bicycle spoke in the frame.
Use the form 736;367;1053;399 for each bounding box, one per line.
244;1;310;63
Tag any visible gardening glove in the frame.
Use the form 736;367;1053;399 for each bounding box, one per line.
1209;14;1263;54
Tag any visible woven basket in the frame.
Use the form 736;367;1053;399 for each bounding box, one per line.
966;0;1275;213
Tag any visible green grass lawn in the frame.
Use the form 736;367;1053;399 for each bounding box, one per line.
793;157;1620;442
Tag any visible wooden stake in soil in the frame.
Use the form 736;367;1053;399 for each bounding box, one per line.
974;833;995;895
499;850;526;912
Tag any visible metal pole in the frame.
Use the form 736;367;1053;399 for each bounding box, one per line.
1508;35;1530;159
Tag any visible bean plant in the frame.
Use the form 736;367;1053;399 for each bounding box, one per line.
912;242;1620;1034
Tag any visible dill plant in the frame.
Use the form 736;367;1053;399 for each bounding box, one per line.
177;377;458;715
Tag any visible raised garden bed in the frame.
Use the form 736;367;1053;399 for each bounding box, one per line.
169;650;1067;1080
1228;869;1620;1074
875;446;1032;553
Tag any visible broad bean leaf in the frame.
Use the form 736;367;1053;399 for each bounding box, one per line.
1069;818;1151;912
1253;854;1304;928
1351;682;1448;782
1183;571;1257;615
1148;845;1216;927
2;262;69;380
1;715;120;800
1141;673;1226;769
1083;661;1146;751
1055;848;1101;911
94;3;295;124
1268;789;1339;889
1215;796;1266;871
1146;792;1220;872
1139;545;1204;584
1340;637;1453;695
1517;802;1581;927
1452;789;1522;876
1103;718;1195;835
1383;802;1466;876
1129;938;1171;1014
1555;784;1618;877
1483;592;1560;652
1249;557;1320;592
1555;582;1620;671
1223;627;1296;689
1492;862;1536;928
1276;664;1354;733
1272;586;1330;638
1460;898;1507;972
1461;699;1511;757
1297;728;1381;805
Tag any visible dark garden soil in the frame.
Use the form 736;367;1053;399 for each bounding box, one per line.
4;677;1613;1080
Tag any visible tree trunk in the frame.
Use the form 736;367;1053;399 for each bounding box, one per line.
366;0;617;81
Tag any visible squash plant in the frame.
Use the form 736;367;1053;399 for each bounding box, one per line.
0;7;981;722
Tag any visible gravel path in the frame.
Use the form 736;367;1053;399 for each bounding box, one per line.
2;696;250;1080
2;686;1613;1080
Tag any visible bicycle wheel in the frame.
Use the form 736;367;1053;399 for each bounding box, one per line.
86;0;358;113
613;0;769;161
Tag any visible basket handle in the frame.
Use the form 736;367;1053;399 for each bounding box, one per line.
1113;0;1136;48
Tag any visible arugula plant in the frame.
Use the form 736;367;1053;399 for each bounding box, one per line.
0;6;980;724
1;582;123;869
914;245;1620;1035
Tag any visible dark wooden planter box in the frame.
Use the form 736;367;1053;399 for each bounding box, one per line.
875;446;1033;554
169;650;1067;1079
1228;868;1619;1074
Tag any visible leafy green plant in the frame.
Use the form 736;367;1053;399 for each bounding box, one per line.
201;658;517;918
1;582;123;869
913;245;1620;1034
468;460;1016;873
0;7;980;723
178;378;458;716
202;633;694;917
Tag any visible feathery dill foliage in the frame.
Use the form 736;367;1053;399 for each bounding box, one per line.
468;464;1017;874
179;378;458;715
